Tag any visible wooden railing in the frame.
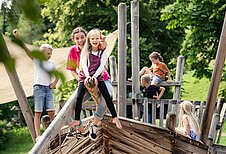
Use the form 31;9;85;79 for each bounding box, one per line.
81;98;226;145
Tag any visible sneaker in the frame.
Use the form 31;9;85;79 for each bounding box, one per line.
36;136;41;142
67;127;76;138
89;123;99;141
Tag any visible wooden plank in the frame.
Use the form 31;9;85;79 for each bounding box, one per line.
109;56;118;101
102;115;174;152
112;81;181;87
201;13;226;143
118;3;127;117
174;138;207;154
173;55;184;100
131;0;140;120
1;34;36;142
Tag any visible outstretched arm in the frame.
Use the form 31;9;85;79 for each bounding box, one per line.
153;86;165;100
13;29;33;59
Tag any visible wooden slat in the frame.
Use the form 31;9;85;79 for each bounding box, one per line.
112;81;181;87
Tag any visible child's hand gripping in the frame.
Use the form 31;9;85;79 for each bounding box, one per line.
85;76;100;105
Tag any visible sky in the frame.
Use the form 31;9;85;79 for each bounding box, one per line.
0;0;12;10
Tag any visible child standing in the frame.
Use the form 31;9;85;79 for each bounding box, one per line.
69;29;122;130
13;29;58;142
139;52;172;85
176;101;201;141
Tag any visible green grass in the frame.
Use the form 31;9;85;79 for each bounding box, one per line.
0;127;33;154
181;71;226;101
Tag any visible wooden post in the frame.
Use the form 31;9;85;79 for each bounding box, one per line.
131;0;140;120
109;55;118;101
118;3;127;117
201;13;226;143
0;34;36;142
29;89;78;154
173;55;184;100
172;56;184;114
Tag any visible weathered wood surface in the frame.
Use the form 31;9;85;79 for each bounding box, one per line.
201;12;226;143
1;34;36;142
118;3;127;117
102;115;208;154
45;114;226;154
131;0;140;119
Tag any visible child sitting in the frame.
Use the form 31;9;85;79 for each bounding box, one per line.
176;101;201;141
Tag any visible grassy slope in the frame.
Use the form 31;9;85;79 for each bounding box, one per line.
181;71;226;145
181;71;226;101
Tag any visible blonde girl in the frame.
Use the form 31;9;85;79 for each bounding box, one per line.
176;101;201;141
139;52;172;85
69;29;122;130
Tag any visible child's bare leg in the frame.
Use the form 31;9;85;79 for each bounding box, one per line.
151;79;159;85
139;67;151;76
112;117;122;129
47;111;55;120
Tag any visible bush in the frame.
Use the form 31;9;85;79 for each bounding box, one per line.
0;120;10;150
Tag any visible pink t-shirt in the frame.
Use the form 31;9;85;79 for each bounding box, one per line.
66;45;110;80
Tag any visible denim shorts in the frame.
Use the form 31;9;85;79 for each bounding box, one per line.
149;74;163;84
33;85;55;112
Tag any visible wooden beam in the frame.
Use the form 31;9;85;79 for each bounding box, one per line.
0;33;36;142
118;3;127;117
201;13;226;143
131;0;140;120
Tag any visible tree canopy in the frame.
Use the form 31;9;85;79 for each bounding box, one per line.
161;0;226;81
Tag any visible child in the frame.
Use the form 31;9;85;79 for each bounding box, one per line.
139;52;172;85
67;27;113;140
140;74;165;123
141;74;165;99
69;29;122;133
13;29;58;142
176;101;201;141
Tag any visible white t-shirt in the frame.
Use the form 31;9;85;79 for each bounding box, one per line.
33;59;56;86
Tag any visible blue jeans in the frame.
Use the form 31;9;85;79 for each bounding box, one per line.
33;85;55;112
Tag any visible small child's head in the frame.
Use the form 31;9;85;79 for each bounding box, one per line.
149;52;164;64
180;100;193;115
86;29;101;51
40;44;53;60
141;74;151;87
71;27;87;49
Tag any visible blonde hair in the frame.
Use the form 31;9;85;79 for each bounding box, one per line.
178;101;201;133
80;29;101;70
40;44;53;51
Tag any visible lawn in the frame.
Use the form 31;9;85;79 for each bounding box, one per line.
0;127;33;154
181;71;226;101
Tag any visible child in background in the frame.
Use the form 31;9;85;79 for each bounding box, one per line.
139;52;172;85
13;29;58;142
176;101;201;141
140;74;165;123
69;29;122;130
